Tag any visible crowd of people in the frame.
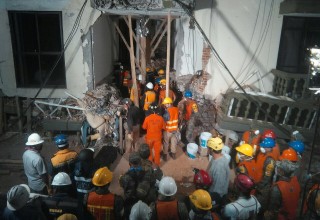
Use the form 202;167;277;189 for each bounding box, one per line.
3;67;320;220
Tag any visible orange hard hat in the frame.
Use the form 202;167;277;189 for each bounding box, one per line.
279;148;298;162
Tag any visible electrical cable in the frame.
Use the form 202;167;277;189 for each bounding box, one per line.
173;0;291;137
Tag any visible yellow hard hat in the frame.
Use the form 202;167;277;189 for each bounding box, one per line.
158;69;165;75
162;97;173;105
189;189;212;211
92;167;113;186
207;137;223;151
146;67;151;72
235;144;254;157
160;79;166;86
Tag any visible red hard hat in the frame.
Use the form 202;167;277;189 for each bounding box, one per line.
261;129;276;139
234;173;255;193
193;169;213;190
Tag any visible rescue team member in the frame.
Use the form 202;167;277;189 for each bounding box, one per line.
129;200;152;220
120;152;155;219
23;133;49;195
130;75;142;103
162;97;179;160
241;129;261;156
141;82;157;115
122;98;141;153
206;137;230;208
288;140;305;159
49;134;78;180
304;183;320;219
235;144;257;182
142;103;166;165
189;189;221;220
261;129;280;161
85;167;124;220
150;176;189;220
42;172;80;219
223;173;261;219
158;79;176;106
264;149;300;220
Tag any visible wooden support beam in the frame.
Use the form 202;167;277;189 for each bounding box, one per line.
151;27;168;58
26;98;31;133
141;36;147;84
15;96;23;133
128;15;139;107
166;12;171;98
151;19;167;46
0;97;3;135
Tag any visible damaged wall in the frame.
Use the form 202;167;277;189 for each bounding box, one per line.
174;0;284;102
0;0;115;99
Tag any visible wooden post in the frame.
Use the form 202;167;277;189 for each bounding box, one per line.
15;96;23;133
141;36;147;84
0;97;3;135
26;98;31;133
165;12;171;98
128;15;139;107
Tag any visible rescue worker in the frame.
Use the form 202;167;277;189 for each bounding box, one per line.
158;79;176;106
304;184;320;219
177;90;200;144
23;133;49;195
193;168;213;191
223;173;261;219
42;172;80;219
2;184;45;220
129;200;152;220
49;134;78;180
153;77;163;95
85;167;124;220
261;129;280;161
241;129;261;156
141;82;157;115
142;103;166;165
206;137;230;207
264;149;301;220
288;140;305;158
74;148;97;203
130;74;142;103
122;98;141;153
162;97;179;160
189;189;221;220
150;176;189;220
235;144;257;182
120;152;154;219
224;130;239;168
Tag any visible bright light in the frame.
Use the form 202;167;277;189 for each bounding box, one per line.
309;45;320;89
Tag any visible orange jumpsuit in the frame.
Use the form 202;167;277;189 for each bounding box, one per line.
142;113;166;165
159;89;176;105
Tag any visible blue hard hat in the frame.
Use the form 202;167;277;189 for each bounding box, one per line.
259;137;275;148
54;134;68;148
288;140;305;154
184;90;192;98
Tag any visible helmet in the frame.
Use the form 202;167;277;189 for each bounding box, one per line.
57;214;78;220
92;167;113;186
262;129;276;139
160;79;166;86
122;98;132;106
146;82;154;90
148;103;158;112
207;137;223;151
226;130;239;142
146;67;151;72
260;137;275;148
155;77;162;84
235;144;254;157
26;133;44;146
162;97;173;105
139;144;150;159
158;69;165;75
78;148;94;162
193;169;213;190
129;152;141;165
279;148;298;162
289;140;305;154
129;200;151;220
54;134;68;148
189;189;212;211
307;185;320;216
234;173;255;193
158;176;177;196
6;184;30;211
137;74;142;81
184;90;192;98
52;172;72;186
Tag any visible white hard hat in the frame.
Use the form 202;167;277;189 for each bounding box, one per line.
26;133;44;146
137;74;142;81
129;200;151;220
226;130;239;142
52;172;72;186
7;184;30;211
158;176;177;196
146;82;154;90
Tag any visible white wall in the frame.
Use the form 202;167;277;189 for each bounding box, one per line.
0;0;102;98
175;0;284;101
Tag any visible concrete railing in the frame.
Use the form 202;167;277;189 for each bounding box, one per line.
271;69;312;99
217;90;317;139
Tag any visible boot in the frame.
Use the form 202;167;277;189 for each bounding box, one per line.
162;154;168;161
170;153;176;160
